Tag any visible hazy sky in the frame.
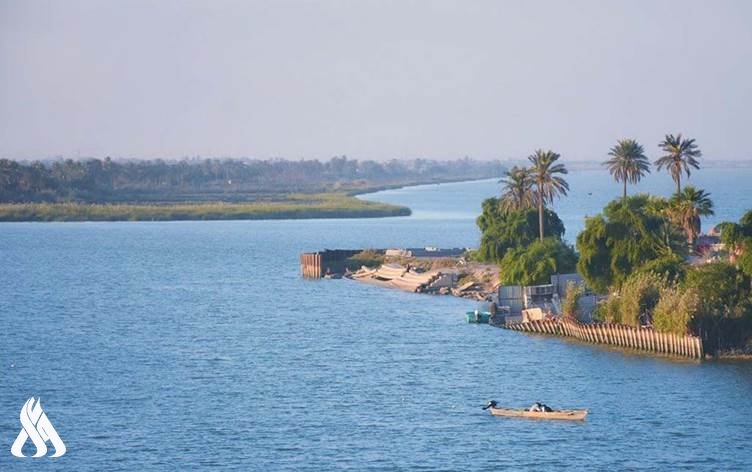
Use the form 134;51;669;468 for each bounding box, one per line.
1;0;751;161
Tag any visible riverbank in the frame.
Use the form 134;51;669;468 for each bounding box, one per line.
0;192;410;222
0;177;501;222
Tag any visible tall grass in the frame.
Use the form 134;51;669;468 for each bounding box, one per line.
652;286;699;335
618;273;666;327
562;280;585;319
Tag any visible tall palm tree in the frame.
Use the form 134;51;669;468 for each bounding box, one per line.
603;139;650;200
499;166;534;212
528;150;569;241
667;186;714;247
655;134;701;194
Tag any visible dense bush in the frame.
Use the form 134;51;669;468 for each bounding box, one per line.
618;273;667;327
593;295;621;323
476;200;564;263
635;255;688;283
684;262;749;316
562;280;585;319
346;249;386;271
576;195;686;293
652;286;699;335
499;238;578;286
681;262;752;352
718;210;752;277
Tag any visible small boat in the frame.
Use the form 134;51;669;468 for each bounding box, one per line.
466;311;491;324
482;401;588;421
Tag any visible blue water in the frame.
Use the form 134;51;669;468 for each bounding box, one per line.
2;169;752;470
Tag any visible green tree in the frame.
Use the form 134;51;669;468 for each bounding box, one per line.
718;210;752;268
635;254;688;283
655;133;701;194
499;237;578;286
666;186;714;247
528;150;569;241
476;199;565;262
498;166;534;212
576;195;687;293
603;139;651;200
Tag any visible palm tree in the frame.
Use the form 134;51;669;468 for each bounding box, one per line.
667;186;714;247
655;134;701;194
499;166;534;212
528;150;569;241
603;139;650;200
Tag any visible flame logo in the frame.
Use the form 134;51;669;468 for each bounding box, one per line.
10;397;66;458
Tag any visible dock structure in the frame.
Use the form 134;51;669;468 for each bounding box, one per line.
300;249;363;278
505;318;704;360
300;246;471;279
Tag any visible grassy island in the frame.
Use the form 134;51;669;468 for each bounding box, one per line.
0;193;410;222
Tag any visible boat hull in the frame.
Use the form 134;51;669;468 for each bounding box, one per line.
466;311;491;323
488;407;588;421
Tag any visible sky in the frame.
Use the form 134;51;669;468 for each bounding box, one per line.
1;0;751;161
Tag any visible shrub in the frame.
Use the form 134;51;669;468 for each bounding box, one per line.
562;280;585;319
683;261;749;317
738;240;752;278
593;295;621;323
499;238;578;286
636;255;688;283
619;272;667;327
346;249;385;270
652;286;699;335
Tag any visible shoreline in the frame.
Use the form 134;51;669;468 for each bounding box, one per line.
0;176;497;223
349;176;496;198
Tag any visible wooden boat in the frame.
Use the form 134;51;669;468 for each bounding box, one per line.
465;311;491;324
484;402;587;421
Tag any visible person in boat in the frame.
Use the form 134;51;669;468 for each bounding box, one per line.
529;402;553;412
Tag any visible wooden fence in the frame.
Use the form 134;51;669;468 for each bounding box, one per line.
505;318;704;359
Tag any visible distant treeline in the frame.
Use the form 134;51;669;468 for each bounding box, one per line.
0;156;504;203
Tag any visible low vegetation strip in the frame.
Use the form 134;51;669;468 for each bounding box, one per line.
0;193;410;222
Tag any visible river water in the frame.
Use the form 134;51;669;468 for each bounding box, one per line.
2;168;752;470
